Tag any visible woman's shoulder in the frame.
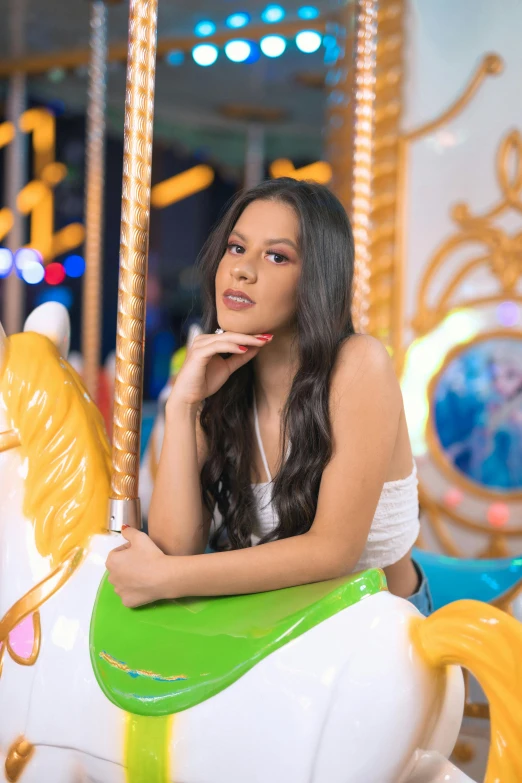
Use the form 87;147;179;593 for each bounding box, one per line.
335;334;396;378
330;335;402;412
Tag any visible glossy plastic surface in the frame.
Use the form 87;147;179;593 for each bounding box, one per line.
413;548;522;610
90;568;386;716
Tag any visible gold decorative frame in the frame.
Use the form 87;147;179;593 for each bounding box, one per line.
426;329;522;503
369;45;503;369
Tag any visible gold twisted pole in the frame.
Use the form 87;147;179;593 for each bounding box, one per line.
82;0;108;401
109;0;158;532
368;0;405;350
326;0;377;333
350;0;377;333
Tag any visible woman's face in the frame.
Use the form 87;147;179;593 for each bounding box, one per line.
215;199;302;335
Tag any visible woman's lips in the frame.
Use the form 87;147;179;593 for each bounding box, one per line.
223;294;256;311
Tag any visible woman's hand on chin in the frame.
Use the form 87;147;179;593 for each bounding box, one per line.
105;526;176;608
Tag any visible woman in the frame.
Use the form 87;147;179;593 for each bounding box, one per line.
107;178;432;615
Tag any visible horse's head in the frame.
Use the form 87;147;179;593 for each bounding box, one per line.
0;304;111;621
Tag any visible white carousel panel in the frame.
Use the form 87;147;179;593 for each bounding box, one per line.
403;0;522;341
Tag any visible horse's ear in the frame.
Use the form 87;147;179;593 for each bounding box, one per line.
24;302;71;358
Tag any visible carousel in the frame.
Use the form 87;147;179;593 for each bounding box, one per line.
1;1;522;781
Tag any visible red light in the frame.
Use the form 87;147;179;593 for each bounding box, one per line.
45;262;66;286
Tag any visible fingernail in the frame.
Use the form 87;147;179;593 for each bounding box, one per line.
239;345;248;352
259;334;273;339
121;524;129;530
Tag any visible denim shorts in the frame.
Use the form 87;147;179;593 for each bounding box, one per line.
407;559;434;616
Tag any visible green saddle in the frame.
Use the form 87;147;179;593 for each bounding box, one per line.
90;568;387;717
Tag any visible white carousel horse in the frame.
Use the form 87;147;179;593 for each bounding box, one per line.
0;305;521;783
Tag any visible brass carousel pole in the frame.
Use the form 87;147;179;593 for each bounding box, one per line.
2;0;27;335
108;0;158;532
327;0;377;333
82;0;108;401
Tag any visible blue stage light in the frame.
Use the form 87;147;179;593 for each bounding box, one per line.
261;5;285;23
295;30;322;53
260;35;286;58
166;50;184;66
226;12;250;29
298;6;319;19
192;44;219;67
64;254;86;278
35;286;74;310
0;248;13;278
225;40;252;63
194;20;216;37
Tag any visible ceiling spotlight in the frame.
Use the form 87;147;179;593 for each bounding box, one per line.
194;20;216;37
225;40;252;63
261;5;285;23
192;44;219;67
298;6;319;19
260;34;286;58
226;12;250;29
295;30;322;53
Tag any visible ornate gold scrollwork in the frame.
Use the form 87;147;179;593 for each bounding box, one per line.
414;129;522;334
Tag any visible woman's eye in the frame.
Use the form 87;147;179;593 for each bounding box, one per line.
227;243;244;255
267;252;288;264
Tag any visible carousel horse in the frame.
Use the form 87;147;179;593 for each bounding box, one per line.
1;304;522;783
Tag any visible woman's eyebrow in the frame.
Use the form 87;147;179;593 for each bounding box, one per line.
266;237;298;251
230;230;247;241
230;231;298;252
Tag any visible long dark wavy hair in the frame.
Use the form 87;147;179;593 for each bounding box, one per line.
199;178;355;549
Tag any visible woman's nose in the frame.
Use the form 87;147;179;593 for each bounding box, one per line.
231;258;256;283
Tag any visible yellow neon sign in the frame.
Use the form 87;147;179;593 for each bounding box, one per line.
269;158;333;184
151;164;215;209
0;108;85;262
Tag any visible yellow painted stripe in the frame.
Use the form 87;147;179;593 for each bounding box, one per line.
125;713;173;783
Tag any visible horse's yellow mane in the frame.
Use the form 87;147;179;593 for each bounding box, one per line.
0;332;111;566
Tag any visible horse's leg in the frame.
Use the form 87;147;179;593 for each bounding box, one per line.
403;750;477;783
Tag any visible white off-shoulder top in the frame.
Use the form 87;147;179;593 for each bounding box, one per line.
250;393;419;570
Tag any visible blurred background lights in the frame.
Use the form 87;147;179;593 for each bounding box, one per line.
64;254;86;278
192;44;219;67
21;259;45;285
44;262;66;286
166;50;184;66
497;300;519;327
295;30;322;53
35;286;73;310
226;12;250;29
260;34;286;58
261;4;285;23
14;248;43;280
298;5;319;19
194;20;216;37
0;248;13;278
225;40;252;63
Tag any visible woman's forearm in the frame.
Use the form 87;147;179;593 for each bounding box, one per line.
159;532;354;598
148;399;207;556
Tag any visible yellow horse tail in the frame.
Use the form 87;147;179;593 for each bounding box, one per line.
412;599;522;783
